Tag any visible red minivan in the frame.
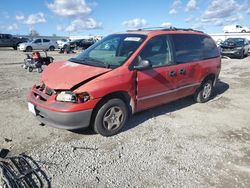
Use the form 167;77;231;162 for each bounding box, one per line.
27;28;221;136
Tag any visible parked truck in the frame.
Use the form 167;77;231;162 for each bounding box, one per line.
0;33;28;50
223;25;250;33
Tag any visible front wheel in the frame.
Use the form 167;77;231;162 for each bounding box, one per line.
28;67;33;72
240;50;245;59
26;46;32;52
194;80;213;103
92;98;128;136
37;67;43;73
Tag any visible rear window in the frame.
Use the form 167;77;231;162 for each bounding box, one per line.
199;35;220;59
171;34;219;63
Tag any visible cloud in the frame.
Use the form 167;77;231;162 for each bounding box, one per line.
201;0;242;26
47;0;92;18
24;13;46;25
0;24;19;32
185;16;194;22
16;15;25;20
243;0;250;13
203;0;239;19
48;0;102;33
61;18;102;32
161;22;172;28
186;0;197;11
169;0;182;14
7;24;19;31
122;18;147;28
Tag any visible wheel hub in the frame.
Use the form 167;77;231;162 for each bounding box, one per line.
103;106;123;131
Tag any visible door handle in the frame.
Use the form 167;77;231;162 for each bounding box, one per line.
179;69;186;75
169;70;176;77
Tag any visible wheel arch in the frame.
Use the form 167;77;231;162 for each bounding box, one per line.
26;46;33;51
202;73;216;86
90;91;133;123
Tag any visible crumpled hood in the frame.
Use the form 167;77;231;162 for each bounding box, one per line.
41;61;111;90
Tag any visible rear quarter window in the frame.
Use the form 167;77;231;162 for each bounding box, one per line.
171;34;203;63
171;34;219;64
200;36;220;59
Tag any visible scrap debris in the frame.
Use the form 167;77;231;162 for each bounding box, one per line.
0;149;51;188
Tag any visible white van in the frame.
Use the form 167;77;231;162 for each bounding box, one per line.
223;25;250;33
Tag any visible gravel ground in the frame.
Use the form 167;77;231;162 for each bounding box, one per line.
0;48;250;187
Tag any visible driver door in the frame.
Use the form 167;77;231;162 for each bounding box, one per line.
135;35;178;111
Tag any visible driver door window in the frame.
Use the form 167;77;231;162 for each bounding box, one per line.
34;39;42;44
138;35;174;67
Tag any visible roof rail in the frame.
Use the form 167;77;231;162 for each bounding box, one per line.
127;27;204;33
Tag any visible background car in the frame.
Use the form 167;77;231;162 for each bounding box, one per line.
0;33;28;50
57;38;70;49
223;25;250;33
60;38;96;50
220;38;249;59
18;38;58;52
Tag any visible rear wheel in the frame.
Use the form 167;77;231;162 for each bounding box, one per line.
49;46;55;51
92;98;128;136
194;80;213;103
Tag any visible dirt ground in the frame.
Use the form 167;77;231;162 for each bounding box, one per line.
0;48;250;187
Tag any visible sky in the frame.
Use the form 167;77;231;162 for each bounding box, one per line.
0;0;250;37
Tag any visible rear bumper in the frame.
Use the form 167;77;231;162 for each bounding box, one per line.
34;105;92;130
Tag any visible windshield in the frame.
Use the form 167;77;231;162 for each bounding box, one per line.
223;38;245;47
69;34;146;68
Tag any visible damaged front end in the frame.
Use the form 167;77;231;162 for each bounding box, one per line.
27;83;100;130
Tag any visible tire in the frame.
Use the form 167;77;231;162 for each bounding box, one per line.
194;80;213;103
49;46;55;51
92;98;128;136
28;67;33;72
49;57;54;63
26;46;32;52
240;50;244;59
242;30;246;33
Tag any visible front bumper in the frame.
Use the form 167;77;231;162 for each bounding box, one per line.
18;46;26;51
32;104;92;130
27;85;98;130
221;49;242;57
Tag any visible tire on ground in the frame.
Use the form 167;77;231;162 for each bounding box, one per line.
92;98;128;137
194;79;214;103
26;46;32;52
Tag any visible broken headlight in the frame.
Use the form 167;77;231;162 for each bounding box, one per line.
56;91;90;103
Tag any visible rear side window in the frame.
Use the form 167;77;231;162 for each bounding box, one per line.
171;34;219;64
43;39;50;42
200;36;220;59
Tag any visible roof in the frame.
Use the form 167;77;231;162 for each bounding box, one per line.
116;27;207;37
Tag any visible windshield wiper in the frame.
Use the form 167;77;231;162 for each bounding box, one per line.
83;57;111;68
68;58;89;65
69;57;113;69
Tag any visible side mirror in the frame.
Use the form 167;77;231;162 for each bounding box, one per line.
133;60;151;70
